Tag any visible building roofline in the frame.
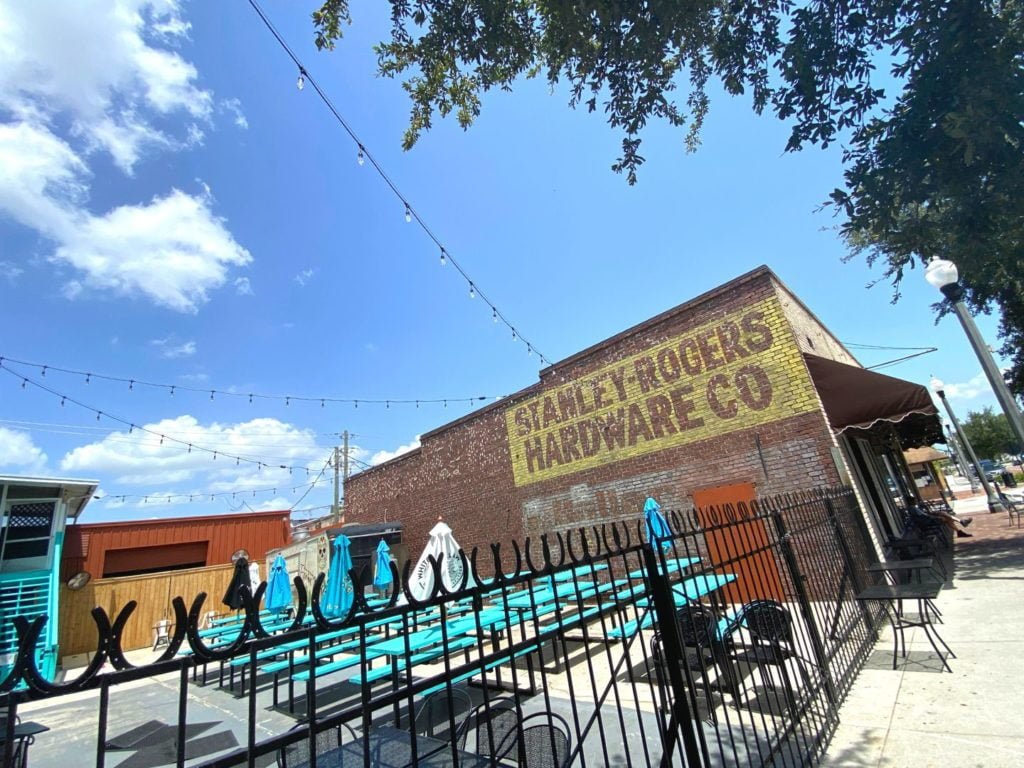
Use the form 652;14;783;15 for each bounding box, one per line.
0;475;99;518
68;508;291;530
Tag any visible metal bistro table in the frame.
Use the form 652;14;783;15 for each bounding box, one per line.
855;583;955;672
310;726;494;767
0;721;50;767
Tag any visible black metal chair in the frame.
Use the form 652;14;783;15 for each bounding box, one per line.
412;687;475;746
277;721;357;767
729;600;815;715
493;711;571;768
650;603;737;725
458;696;520;757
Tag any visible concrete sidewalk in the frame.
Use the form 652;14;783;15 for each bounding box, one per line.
823;486;1024;767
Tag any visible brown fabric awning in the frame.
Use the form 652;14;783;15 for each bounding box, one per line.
803;354;939;433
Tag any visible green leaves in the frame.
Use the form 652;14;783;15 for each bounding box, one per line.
310;0;1024;392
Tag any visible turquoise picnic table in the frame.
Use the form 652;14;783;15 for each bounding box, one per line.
626;555;702;581
551;563;609;582
607;572;738;640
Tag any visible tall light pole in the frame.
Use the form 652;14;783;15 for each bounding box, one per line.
925;257;1024;451
931;378;1003;512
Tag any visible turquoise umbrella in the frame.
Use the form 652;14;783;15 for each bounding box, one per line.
264;554;293;612
644;497;672;551
373;539;394;590
323;534;354;618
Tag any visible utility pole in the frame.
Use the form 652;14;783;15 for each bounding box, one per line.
332;445;341;525
341;430;349;525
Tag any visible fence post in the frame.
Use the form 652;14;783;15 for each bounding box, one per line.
769;510;838;706
641;544;706;768
825;497;876;637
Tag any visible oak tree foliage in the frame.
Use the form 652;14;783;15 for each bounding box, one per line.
312;1;1024;390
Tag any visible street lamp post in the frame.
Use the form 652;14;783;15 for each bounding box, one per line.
925;257;1024;451
931;378;1003;512
945;423;977;491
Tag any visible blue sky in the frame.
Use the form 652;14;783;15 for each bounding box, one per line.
0;1;1010;523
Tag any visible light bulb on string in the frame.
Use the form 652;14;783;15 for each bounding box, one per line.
41;366;46;377
357;146;365;165
128;380;133;390
492;307;497;322
469;283;475;299
440;248;446;266
404;204;412;223
21;379;26;389
527;345;532;356
297;69;305;90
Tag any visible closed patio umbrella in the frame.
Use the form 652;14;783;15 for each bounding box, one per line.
323;534;354;618
373;539;394;591
264;554;293;612
408;520;474;601
644;497;672;551
222;556;252;610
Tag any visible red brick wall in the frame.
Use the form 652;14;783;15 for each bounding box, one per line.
346;269;843;560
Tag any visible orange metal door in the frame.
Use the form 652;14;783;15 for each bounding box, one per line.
692;483;785;605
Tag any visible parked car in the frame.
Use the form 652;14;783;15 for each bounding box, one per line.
977;459;1001;483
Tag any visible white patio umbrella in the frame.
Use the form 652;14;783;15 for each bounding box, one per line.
408;520;475;601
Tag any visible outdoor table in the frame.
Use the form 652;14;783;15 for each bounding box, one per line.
1;721;49;766
866;557;944;585
309;725;493;767
855;583;954;672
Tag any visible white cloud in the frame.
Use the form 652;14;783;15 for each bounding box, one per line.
234;276;253;296
221;98;248;130
0;0;212;174
151;337;196;358
0;261;23;282
50;187;252;312
294;268;315;287
60;415;327;490
371;437;421;466
0;3;251;312
943;372;990;401
0;427;49;475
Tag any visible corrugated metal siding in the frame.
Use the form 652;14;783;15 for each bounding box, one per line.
61;511;291;579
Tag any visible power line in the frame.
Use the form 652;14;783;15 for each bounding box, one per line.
0;362;321;475
94;470;331;505
244;0;550;366
0;354;497;409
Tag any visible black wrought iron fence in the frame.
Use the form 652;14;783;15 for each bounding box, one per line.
1;487;882;768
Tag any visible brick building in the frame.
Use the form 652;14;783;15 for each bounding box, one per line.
343;267;940;557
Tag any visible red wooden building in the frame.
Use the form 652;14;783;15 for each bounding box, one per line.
61;509;292;581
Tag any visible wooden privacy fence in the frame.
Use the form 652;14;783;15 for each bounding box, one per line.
58;562;258;656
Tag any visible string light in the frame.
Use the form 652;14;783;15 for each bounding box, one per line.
469;283;475;299
296;68;305;90
245;0;550;366
440;248;446;267
96;471;330;506
357;146;365;165
0;363;322;475
0;355;500;408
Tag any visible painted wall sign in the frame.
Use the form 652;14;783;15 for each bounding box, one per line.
504;296;819;486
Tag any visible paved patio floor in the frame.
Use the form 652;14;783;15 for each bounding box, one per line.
822;479;1024;767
